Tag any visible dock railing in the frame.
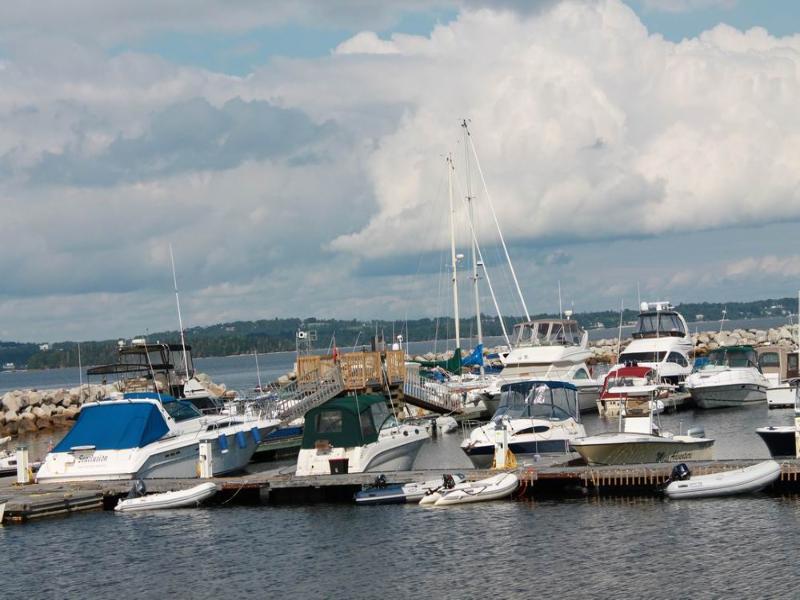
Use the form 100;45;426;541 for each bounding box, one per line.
403;367;464;414
256;366;345;423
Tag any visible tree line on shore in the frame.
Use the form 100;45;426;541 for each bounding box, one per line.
1;296;795;369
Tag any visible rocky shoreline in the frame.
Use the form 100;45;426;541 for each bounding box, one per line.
0;373;226;439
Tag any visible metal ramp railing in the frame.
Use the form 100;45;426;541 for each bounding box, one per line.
259;367;345;423
402;367;463;415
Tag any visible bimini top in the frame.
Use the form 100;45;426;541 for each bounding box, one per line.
494;380;580;422
301;394;393;450
53;402;169;452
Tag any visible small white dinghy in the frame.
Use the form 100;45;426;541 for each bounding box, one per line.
664;461;781;500
423;472;519;507
115;482;218;512
355;473;465;505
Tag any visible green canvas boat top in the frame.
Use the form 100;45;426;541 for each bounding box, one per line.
301;394;396;449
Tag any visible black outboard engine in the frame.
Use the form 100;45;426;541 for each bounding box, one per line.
442;474;456;489
373;474;387;488
127;479;147;499
671;463;691;482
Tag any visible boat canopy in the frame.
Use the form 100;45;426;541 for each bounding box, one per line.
418;348;462;374
301;394;392;449
512;320;584;347
632;310;687;339
494;380;579;422
705;346;758;369
53;402;169;452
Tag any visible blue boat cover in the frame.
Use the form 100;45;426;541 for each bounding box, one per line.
461;344;484;367
53;402;169;452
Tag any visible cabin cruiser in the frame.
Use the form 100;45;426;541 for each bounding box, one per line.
756;345;799;409
616;302;692;384
471;318;601;414
461;380;585;468
36;392;279;483
571;386;714;465
596;365;671;418
685;346;769;409
295;394;430;476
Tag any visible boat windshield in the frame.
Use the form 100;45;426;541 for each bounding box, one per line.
512;320;584;347
493;383;578;422
706;348;757;368
162;399;202;422
53;403;169;452
632;312;686;339
369;401;397;431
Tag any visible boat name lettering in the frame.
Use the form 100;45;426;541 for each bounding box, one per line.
77;454;108;463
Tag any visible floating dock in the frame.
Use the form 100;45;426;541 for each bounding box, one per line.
3;458;800;524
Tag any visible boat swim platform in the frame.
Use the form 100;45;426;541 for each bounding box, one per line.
5;459;800;523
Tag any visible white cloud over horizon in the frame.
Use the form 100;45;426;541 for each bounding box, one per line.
1;0;800;341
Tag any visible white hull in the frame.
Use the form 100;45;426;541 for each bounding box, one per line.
665;460;781;499
571;433;714;465
114;482;218;512
0;500;5;524
429;473;518;506
767;384;797;408
690;384;766;409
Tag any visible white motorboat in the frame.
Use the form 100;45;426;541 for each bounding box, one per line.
355;473;465;505
685;346;769;409
425;472;519;506
756;346;800;409
473;319;601;414
615;302;693;384
664;461;781;499
571;386;714;465
115;482;218;512
295;394;430;476
755;378;800;458
596;365;670;418
461;380;586;468
36;392;279;483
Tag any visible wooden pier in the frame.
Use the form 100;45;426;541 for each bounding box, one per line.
4;458;800;524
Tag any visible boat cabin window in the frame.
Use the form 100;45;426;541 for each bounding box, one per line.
758;352;780;373
573;368;590;380
789;354;799;377
369;402;395;431
316;410;343;434
633;312;686;338
170;349;194;378
604;374;650;391
162;400;202;422
667;352;688;367
513;320;584;347
359;410;376;438
620;351;666;364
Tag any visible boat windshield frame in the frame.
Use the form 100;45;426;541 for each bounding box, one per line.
704;346;759;369
493;381;579;422
512;319;585;347
631;311;687;339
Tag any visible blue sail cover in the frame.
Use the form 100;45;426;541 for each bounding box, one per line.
53;402;169;452
461;344;484;367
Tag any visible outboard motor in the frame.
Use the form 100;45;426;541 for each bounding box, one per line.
670;463;692;482
373;474;387;489
442;474;456;489
127;479;147;499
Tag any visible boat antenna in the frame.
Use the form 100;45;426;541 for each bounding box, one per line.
77;342;83;389
464;120;530;321
169;244;191;384
719;306;727;335
636;281;641;308
558;281;563;320
254;349;263;392
615;299;624;364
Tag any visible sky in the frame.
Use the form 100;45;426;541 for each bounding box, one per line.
2;0;800;342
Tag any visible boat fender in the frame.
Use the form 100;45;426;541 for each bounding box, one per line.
235;431;247;449
250;427;262;445
218;433;229;453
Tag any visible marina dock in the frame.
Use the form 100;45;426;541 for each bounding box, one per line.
4;458;800;523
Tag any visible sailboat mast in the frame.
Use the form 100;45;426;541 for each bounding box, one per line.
463;122;484;377
448;153;461;350
169;244;191;383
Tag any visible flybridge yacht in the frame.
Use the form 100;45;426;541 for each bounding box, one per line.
617;302;693;383
474;317;601;413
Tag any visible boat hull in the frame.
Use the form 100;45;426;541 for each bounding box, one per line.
767;384;797;409
571;435;714;465
690;384;766;409
665;460;781;499
755;426;797;458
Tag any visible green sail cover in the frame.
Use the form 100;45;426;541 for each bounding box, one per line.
417;348;462;374
301;394;390;449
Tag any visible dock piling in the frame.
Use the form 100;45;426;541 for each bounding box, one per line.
16;446;31;485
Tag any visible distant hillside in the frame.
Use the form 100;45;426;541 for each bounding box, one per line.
2;296;795;369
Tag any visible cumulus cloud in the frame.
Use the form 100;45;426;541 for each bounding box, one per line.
639;0;736;13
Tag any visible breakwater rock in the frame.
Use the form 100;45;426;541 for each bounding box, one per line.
0;373;227;439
